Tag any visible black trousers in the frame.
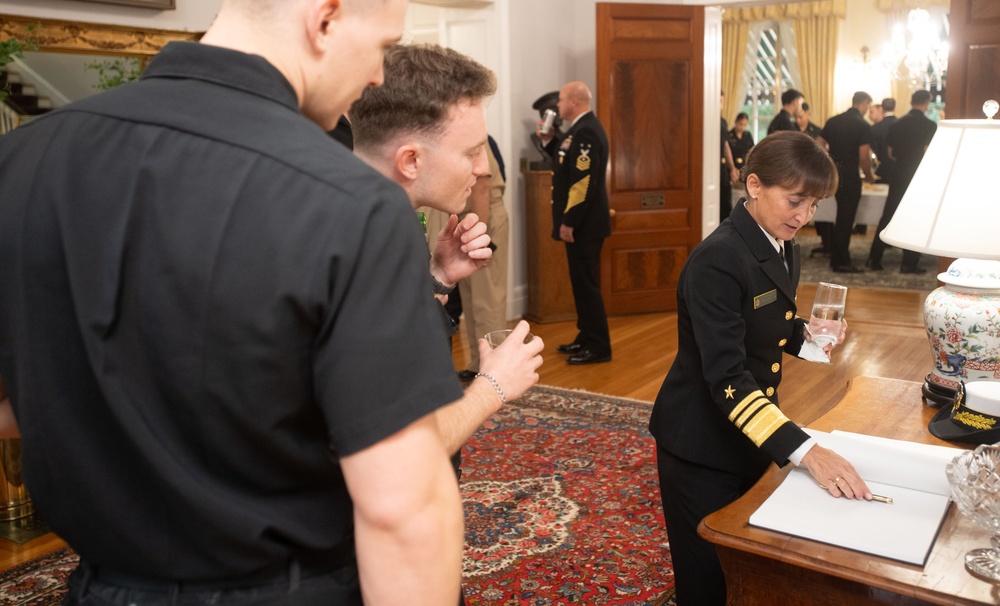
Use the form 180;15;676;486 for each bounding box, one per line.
565;238;611;356
656;445;769;606
868;181;922;270
720;179;732;223
65;559;361;606
830;183;862;268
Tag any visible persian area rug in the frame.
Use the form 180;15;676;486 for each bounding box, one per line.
0;387;674;606
0;547;76;605
460;385;674;605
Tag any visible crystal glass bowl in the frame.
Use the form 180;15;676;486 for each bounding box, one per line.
946;444;1000;581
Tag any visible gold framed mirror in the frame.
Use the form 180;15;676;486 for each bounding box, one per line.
0;13;200;58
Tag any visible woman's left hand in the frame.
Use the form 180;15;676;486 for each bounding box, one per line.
822;318;848;356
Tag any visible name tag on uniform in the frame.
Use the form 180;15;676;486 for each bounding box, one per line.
754;289;777;309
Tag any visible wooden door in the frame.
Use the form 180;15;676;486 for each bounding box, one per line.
946;0;1000;120
597;3;704;315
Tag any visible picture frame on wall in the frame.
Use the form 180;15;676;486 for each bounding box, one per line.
71;0;176;9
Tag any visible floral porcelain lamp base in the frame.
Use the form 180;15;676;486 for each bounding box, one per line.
923;259;1000;402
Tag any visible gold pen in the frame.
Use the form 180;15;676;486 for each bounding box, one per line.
871;494;893;505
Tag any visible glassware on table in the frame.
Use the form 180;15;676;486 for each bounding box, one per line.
484;329;534;349
946;443;1000;581
807;282;847;347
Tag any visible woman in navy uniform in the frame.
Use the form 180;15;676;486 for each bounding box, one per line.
650;131;873;605
727;112;754;169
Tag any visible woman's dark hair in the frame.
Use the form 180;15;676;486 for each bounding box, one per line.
735;112;749;122
740;130;838;200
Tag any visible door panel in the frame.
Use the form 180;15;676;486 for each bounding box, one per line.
597;3;704;315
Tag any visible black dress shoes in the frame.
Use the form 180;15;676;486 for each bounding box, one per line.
457;369;477;382
864;259;884;271
900;266;928;275
810;246;831;258
831;264;864;273
566;350;612;365
556;343;584;354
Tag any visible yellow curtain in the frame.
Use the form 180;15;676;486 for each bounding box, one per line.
875;0;947;12
723;1;846;23
722;1;845;124
721;21;749;124
793;15;839;123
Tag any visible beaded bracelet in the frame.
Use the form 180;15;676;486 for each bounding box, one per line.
475;372;506;404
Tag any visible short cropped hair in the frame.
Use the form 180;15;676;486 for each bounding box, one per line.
781;89;804;106
741;131;838;200
735;112;749;122
801;102;811;112
852;91;873;106
911;89;932;106
882;98;897;112
350;44;497;151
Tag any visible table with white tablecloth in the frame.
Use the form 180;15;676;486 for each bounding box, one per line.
731;184;889;227
812;184;889;225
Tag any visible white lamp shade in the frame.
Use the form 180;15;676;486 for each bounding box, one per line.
880;120;1000;260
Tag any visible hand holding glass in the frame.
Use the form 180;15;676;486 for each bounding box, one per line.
807;282;847;347
485;329;535;348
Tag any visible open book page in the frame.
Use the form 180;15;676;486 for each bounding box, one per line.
748;430;965;566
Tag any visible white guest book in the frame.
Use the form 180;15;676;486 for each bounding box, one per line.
748;429;964;566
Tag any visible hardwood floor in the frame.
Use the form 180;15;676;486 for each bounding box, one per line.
0;284;933;573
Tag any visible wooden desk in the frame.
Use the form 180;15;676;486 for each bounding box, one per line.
699;376;1000;605
522;168;576;323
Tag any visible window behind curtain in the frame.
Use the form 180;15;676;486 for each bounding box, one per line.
739;22;801;142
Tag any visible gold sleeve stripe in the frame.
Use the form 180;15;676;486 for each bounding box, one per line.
733;397;770;428
728;390;765;423
742;405;791;447
565;176;591;212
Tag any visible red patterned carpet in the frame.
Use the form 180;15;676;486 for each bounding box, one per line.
461;386;674;605
0;386;673;605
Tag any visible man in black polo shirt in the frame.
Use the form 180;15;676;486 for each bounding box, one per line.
867;90;937;273
871;98;898;184
819;91;876;273
767;89;804;134
0;1;468;604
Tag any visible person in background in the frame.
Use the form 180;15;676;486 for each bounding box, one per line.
871;98;897;184
351;44;542;458
650;131;869;605
797;102;830;256
796;102;822;139
728;112;754;171
537;81;613;365
720;91;741;222
0;1;470;604
767;88;804;134
868;103;884;125
866;90;936;274
818;91;876;273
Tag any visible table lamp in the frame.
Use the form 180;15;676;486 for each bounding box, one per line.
880;100;1000;405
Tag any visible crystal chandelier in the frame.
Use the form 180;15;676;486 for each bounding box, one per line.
881;8;949;88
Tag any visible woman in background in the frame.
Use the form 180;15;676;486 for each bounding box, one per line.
727;112;754;170
649;131;870;605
